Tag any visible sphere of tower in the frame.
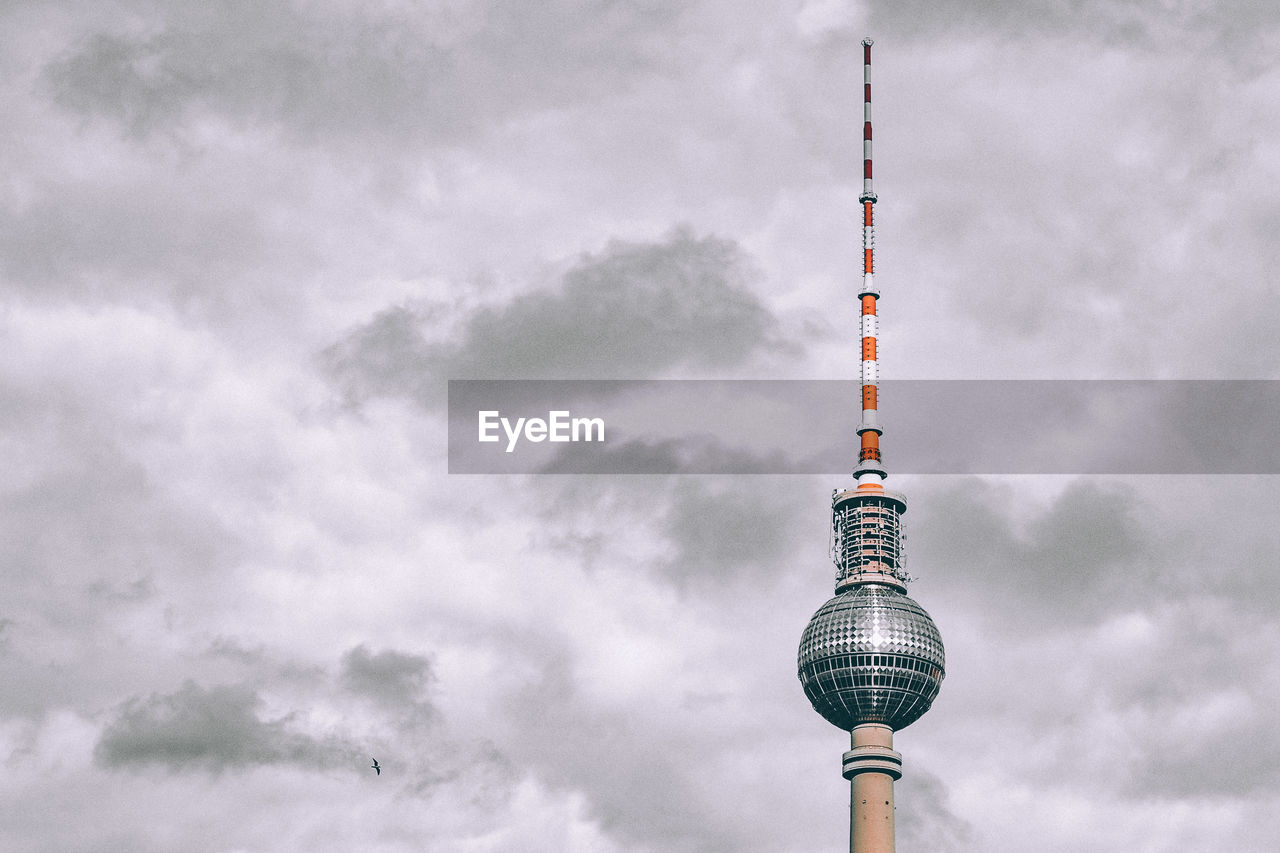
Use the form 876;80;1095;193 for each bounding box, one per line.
797;584;945;731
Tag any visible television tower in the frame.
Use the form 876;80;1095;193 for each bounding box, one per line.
797;37;945;853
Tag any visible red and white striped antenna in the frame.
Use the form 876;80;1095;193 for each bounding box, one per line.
855;36;886;490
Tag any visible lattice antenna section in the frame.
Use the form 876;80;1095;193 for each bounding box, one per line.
832;488;909;592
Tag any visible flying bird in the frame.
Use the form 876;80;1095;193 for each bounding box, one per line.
371;758;381;776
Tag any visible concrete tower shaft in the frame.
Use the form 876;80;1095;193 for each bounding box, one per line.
845;724;900;852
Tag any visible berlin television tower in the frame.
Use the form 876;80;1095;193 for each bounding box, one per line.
797;37;945;853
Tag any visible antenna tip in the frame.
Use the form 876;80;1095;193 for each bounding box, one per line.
862;36;874;46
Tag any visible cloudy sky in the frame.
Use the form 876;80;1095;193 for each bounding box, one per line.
3;1;1279;850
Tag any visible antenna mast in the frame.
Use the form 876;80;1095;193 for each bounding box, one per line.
855;36;885;488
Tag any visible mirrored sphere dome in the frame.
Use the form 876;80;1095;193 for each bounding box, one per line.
798;584;945;731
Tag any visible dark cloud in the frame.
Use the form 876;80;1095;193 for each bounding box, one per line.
340;644;436;720
657;477;808;589
1216;251;1280;376
912;478;1155;631
1129;702;1280;797
0;382;238;624
898;768;973;853
3;0;1278;848
322;302;441;406
95;680;358;773
87;576;156;602
534;434;796;475
205;636;268;666
500;656;742;852
42;0;685;146
870;0;1136;42
868;0;1279;58
910;476;1280;807
0;179;275;301
993;591;1280;800
1113;612;1280;796
528;473;815;592
536;436;700;475
455;232;785;380
324;230;794;405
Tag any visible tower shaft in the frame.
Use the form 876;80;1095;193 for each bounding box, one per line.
850;771;896;853
845;724;900;853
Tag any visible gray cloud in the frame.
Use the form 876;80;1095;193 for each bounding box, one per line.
657;477;808;589
907;476;1280;813
0;382;238;661
534;434;796;475
324;230;794;406
452;233;786;376
4;0;1279;848
1129;703;1280;797
1115;613;1280;797
0;404;230;553
42;0;685;146
528;474;814;593
0;178;275;302
898;768;973;853
913;478;1155;631
340;644;436;721
95;680;358;773
868;0;1279;57
500;655;743;852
